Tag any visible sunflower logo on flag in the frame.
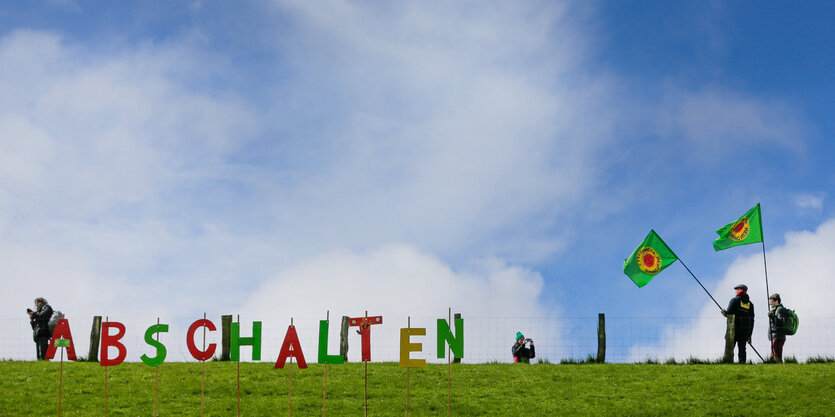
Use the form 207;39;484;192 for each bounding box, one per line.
636;247;662;274
729;217;750;242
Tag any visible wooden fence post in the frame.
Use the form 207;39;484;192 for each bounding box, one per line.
453;313;462;364
88;316;102;362
723;314;736;363
340;315;350;362
221;315;232;361
596;313;606;364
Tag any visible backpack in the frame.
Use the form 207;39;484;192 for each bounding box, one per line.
49;310;65;333
781;307;798;336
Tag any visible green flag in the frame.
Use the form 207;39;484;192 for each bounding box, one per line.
624;229;679;288
54;339;71;348
713;204;763;251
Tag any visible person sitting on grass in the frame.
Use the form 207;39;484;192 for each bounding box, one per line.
512;331;535;363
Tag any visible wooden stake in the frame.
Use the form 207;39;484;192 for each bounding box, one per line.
201;312;206;417
289;317;294;417
364;310;368;417
322;311;329;417
104;315;109;417
237;314;241;417
406;316;411;417
154;317;160;417
447;307;451;417
59;346;64;417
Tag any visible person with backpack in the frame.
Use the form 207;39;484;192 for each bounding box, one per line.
512;331;535;363
768;293;789;363
721;284;754;364
27;297;53;360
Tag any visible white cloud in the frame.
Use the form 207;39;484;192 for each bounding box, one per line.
263;0;617;262
630;218;835;362
0;3;819;364
655;88;807;156
793;193;824;211
0;30;256;330
236;244;553;363
239;244;545;318
0;22;571;361
46;0;82;13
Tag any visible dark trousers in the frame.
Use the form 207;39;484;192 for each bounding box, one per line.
771;339;786;363
735;340;747;363
36;335;50;360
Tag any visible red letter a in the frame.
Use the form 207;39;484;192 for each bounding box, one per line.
45;319;77;360
275;325;307;369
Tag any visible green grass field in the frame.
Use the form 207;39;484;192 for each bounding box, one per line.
1;361;833;416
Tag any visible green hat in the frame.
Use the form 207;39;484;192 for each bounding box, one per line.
516;331;524;341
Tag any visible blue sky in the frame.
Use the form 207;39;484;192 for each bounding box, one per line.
1;1;833;361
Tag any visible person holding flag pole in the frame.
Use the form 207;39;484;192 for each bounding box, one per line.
623;229;766;362
713;204;770;355
721;284;755;364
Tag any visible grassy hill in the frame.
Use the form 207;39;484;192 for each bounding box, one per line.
1;361;833;416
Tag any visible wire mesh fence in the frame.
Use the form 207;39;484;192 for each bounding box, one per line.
3;314;833;363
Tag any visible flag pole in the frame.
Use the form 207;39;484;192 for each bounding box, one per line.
678;258;722;310
761;241;771;300
762;240;773;341
757;204;773;346
748;341;765;362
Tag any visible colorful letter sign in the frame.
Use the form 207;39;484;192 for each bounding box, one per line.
231;321;262;361
275;325;307;369
40;311;462;374
101;322;127;366
45;319;77;361
318;320;344;364
399;327;426;368
140;323;169;367
349;315;383;362
186;319;217;361
437;318;464;359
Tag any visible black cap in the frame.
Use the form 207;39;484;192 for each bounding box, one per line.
733;284;748;291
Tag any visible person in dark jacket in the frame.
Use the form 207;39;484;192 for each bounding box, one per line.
27;297;53;360
768;293;788;363
512;331;535;363
721;284;755;363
